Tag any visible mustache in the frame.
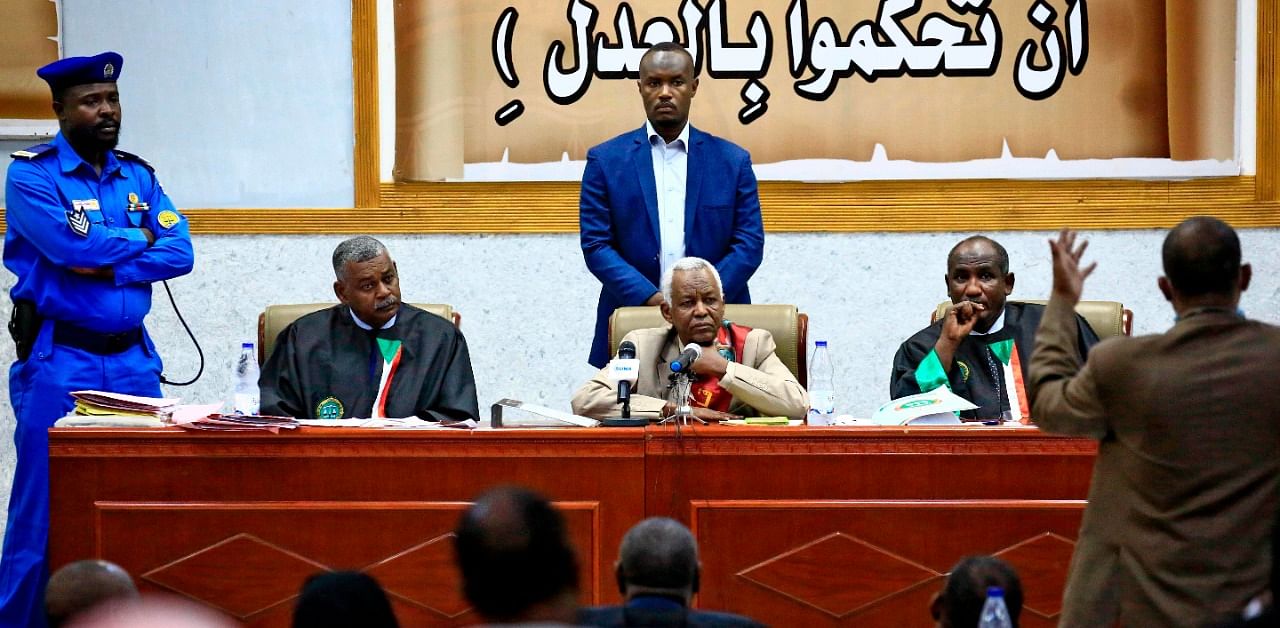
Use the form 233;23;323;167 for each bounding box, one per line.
374;295;399;310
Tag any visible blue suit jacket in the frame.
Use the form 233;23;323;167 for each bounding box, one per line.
580;125;764;366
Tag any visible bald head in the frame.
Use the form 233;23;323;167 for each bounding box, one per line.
616;517;699;600
1162;217;1242;297
948;236;1009;275
45;560;139;627
454;486;578;623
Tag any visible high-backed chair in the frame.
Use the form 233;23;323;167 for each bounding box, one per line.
608;304;809;388
257;303;460;364
931;299;1133;338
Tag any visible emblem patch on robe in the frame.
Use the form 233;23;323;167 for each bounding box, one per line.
315;396;344;420
65;208;90;237
957;361;971;382
156;210;180;229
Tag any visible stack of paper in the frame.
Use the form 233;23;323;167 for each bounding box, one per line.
71;391;179;419
177;413;299;433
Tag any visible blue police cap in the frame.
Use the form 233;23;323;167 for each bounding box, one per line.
36;52;124;93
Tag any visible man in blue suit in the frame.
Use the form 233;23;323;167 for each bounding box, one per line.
580;42;764;367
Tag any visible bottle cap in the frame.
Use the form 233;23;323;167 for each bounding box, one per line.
241;342;254;349
986;586;1004;598
815;340;828;347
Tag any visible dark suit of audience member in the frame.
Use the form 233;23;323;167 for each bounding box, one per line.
292;571;398;628
578;517;764;627
1029;220;1280;627
454;486;580;626
929;555;1023;628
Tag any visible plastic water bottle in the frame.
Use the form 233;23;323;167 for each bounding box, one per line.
807;340;835;425
978;586;1013;628
231;342;260;415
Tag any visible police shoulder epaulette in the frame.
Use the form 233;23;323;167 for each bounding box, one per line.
112;149;155;173
10;143;55;161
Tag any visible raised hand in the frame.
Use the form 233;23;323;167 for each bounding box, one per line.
1049;229;1096;305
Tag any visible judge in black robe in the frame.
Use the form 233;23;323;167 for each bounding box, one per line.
891;301;1099;420
260;303;479;421
259;236;479;422
890;235;1099;421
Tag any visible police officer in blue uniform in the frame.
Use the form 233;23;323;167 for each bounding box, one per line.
1;51;194;626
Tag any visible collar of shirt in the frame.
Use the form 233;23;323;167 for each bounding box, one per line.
969;307;1007;336
54;131;124;178
645;119;691;151
350;308;396;331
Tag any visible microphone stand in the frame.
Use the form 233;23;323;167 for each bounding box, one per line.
659;371;705;425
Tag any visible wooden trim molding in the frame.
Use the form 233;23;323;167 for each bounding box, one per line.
4;1;1272;234
351;0;380;209
1259;0;1279;201
343;0;1280;234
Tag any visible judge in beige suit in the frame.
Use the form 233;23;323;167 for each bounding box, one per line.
1029;219;1280;628
572;257;808;421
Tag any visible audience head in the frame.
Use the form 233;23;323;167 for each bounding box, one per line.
660;257;725;347
45;559;139;628
331;236;401;329
454;486;579;624
931;555;1023;628
65;595;235;628
945;236;1014;333
292;571;398;628
615;517;700;603
638;42;698;136
1159;216;1250;311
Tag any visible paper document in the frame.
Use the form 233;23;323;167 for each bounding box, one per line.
870;388;976;425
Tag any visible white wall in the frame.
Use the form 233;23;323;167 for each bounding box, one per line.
56;0;356;208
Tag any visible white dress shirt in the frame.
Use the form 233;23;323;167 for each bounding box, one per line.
646;120;690;278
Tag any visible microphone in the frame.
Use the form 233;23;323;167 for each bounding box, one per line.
669;342;702;373
610;340;639;406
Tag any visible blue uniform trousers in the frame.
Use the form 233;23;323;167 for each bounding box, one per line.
0;320;161;628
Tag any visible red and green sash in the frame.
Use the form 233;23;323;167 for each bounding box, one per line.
689;322;751;412
371;337;403;419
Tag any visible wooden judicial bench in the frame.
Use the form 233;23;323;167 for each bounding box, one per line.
48;426;1095;627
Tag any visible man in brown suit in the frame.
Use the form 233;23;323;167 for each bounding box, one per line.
572;256;808;421
1029;219;1280;627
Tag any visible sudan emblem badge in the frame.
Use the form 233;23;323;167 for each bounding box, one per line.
157;210;180;229
315;396;344;420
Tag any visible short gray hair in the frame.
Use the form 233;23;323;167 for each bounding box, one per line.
332;236;388;280
617;517;698;591
660;257;723;304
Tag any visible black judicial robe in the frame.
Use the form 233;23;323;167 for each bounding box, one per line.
259;304;480;421
890;302;1099;420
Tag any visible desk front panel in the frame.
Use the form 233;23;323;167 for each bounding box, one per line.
50;426;1094;627
646;427;1095;627
49;428;645;627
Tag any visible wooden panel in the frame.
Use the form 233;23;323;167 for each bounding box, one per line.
691;501;1083;628
351;0;380;208
1261;0;1280;200
49;428;645;626
49;426;1094;625
92;501;597;627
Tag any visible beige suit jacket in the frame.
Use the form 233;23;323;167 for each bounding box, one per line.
1030;298;1280;627
571;326;809;420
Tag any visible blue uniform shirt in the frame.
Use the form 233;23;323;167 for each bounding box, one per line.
4;132;194;333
